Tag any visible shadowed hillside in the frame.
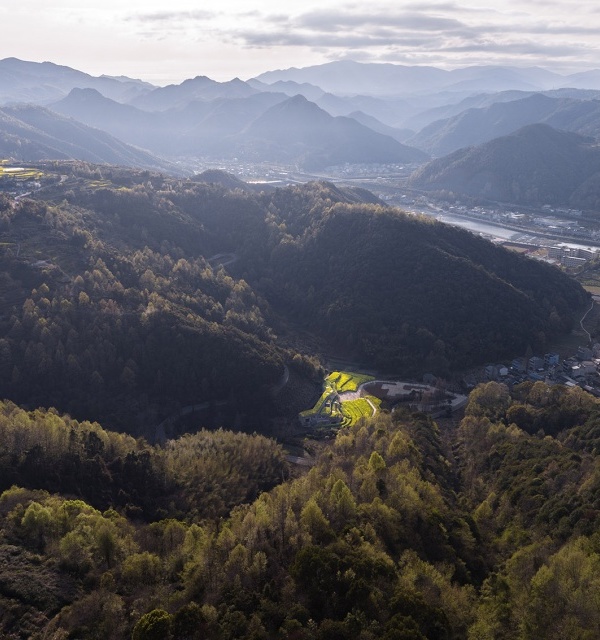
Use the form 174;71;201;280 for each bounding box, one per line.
0;164;587;434
409;123;600;209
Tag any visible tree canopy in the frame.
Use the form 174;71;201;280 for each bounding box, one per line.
0;383;599;638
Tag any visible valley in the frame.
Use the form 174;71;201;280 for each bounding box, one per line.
3;54;600;639
0;160;590;433
183;157;600;255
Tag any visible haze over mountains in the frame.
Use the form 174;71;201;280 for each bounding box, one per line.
5;57;600;640
407;93;600;156
0;57;153;105
50;89;427;168
409;124;600;209
4;57;600;207
0;104;174;172
254;60;600;96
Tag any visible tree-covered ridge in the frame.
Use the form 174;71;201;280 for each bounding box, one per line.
85;170;590;371
0;163;588;436
0;400;286;522
456;381;600;639
263;200;587;373
409;123;600;210
0;169;286;433
2;383;600;638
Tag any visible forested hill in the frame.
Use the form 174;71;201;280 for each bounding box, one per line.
261;195;587;372
0;163;587;435
409;123;600;210
0;165;288;435
2;382;600;638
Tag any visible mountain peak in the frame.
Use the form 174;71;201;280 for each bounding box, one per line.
261;94;327;122
184;75;214;85
66;87;105;99
409;121;600;207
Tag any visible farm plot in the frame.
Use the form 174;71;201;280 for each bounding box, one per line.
0;166;44;181
340;397;379;426
326;371;374;393
300;370;379;430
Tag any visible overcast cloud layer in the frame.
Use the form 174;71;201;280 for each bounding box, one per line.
3;0;600;84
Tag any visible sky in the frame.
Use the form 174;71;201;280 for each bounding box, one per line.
3;0;600;85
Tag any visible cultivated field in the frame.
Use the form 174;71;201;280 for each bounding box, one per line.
0;164;44;181
300;370;379;430
326;371;375;393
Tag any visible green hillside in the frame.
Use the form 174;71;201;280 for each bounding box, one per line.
1;382;600;638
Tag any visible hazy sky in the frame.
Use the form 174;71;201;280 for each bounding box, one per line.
3;0;600;85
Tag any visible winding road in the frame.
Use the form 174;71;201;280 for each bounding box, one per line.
580;298;595;346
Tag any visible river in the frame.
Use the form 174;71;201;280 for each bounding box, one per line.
434;213;600;252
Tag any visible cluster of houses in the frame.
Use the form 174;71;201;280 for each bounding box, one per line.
547;245;598;268
327;162;418;179
477;345;600;398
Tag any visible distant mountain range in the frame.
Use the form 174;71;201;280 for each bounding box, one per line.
226;94;428;168
6;58;600;109
0;58;431;170
50;88;286;155
409;123;600;210
50;88;426;169
0;57;153;105
407;93;600;156
254;61;600;97
5;57;600;202
0;105;174;172
129;76;260;112
403;88;600;133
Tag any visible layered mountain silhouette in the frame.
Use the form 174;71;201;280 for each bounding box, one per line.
5;57;600;181
232;95;428;168
408;94;600;156
409;123;600;209
0;57;153;104
50;90;427;169
346;111;413;143
129;76;259;112
0;105;174;171
254;61;600;97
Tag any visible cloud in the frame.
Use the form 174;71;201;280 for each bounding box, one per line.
127;10;216;24
92;1;600;77
123;9;221;41
219;1;600;71
297;9;467;32
443;40;587;57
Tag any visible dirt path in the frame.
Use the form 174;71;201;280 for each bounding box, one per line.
580;298;595;345
365;397;377;416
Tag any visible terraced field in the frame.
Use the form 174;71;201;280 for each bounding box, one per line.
340;397;380;425
0;165;44;180
300;370;379;431
326;371;375;393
